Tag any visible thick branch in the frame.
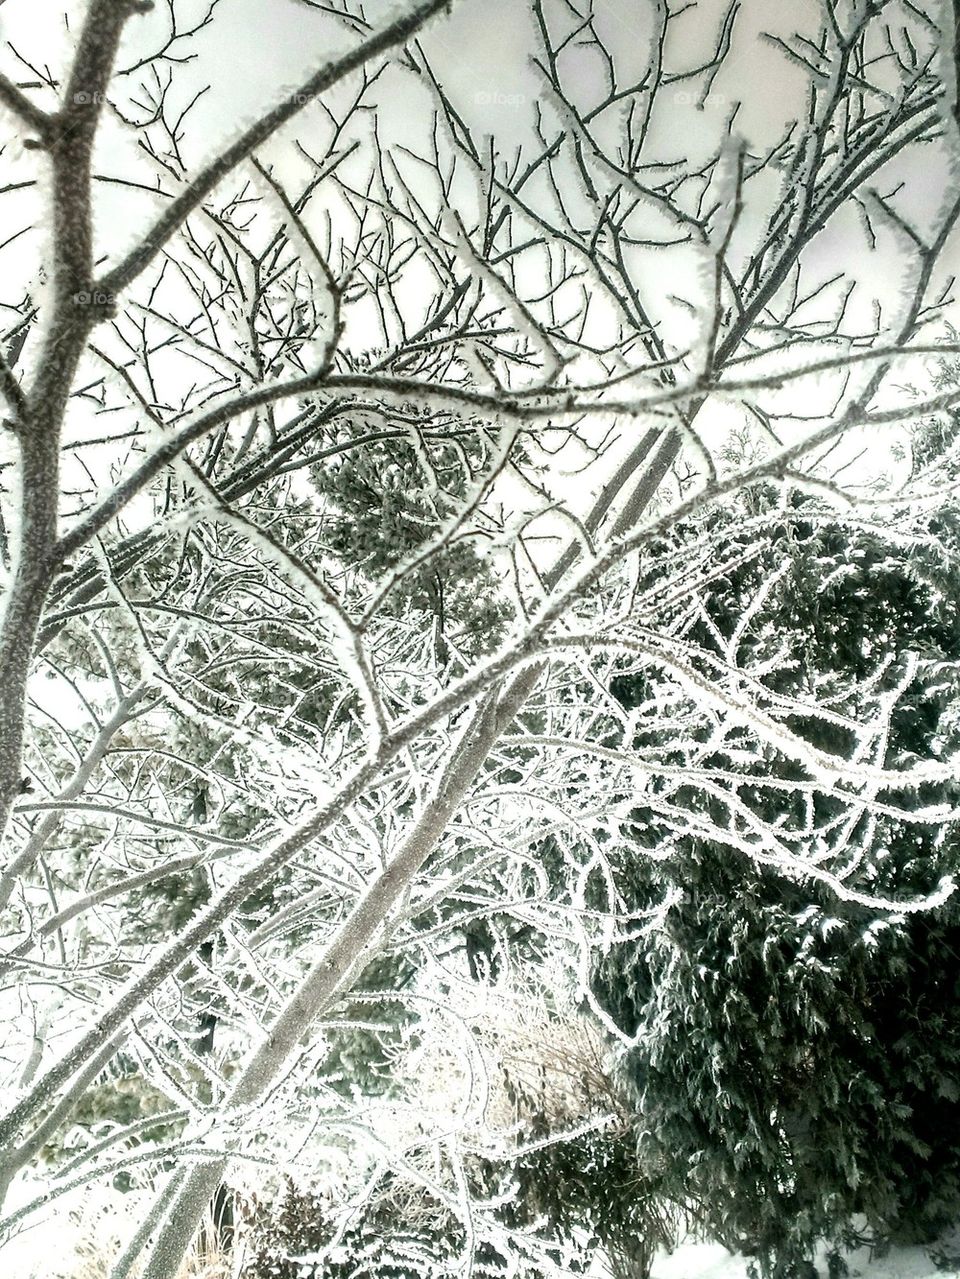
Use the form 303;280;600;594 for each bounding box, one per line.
0;70;51;140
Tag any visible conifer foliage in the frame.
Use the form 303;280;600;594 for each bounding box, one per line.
594;467;960;1276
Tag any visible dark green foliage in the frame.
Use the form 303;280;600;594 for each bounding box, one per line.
319;953;418;1098
311;432;512;663
39;1052;182;1186
485;1124;678;1279
596;841;960;1276
592;479;960;1276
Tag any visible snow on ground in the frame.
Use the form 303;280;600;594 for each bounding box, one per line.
651;1236;960;1279
4;1181;960;1279
652;1242;757;1279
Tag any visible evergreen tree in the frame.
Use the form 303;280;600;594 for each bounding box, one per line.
593;459;960;1276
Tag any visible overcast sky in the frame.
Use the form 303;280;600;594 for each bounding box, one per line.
0;0;954;500
0;0;951;310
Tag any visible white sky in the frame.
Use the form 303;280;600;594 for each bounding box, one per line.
0;0;952;357
0;0;954;544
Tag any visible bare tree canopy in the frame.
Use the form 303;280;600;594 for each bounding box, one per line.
1;1;960;1275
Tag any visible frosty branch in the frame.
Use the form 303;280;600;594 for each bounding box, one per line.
1;2;959;1277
